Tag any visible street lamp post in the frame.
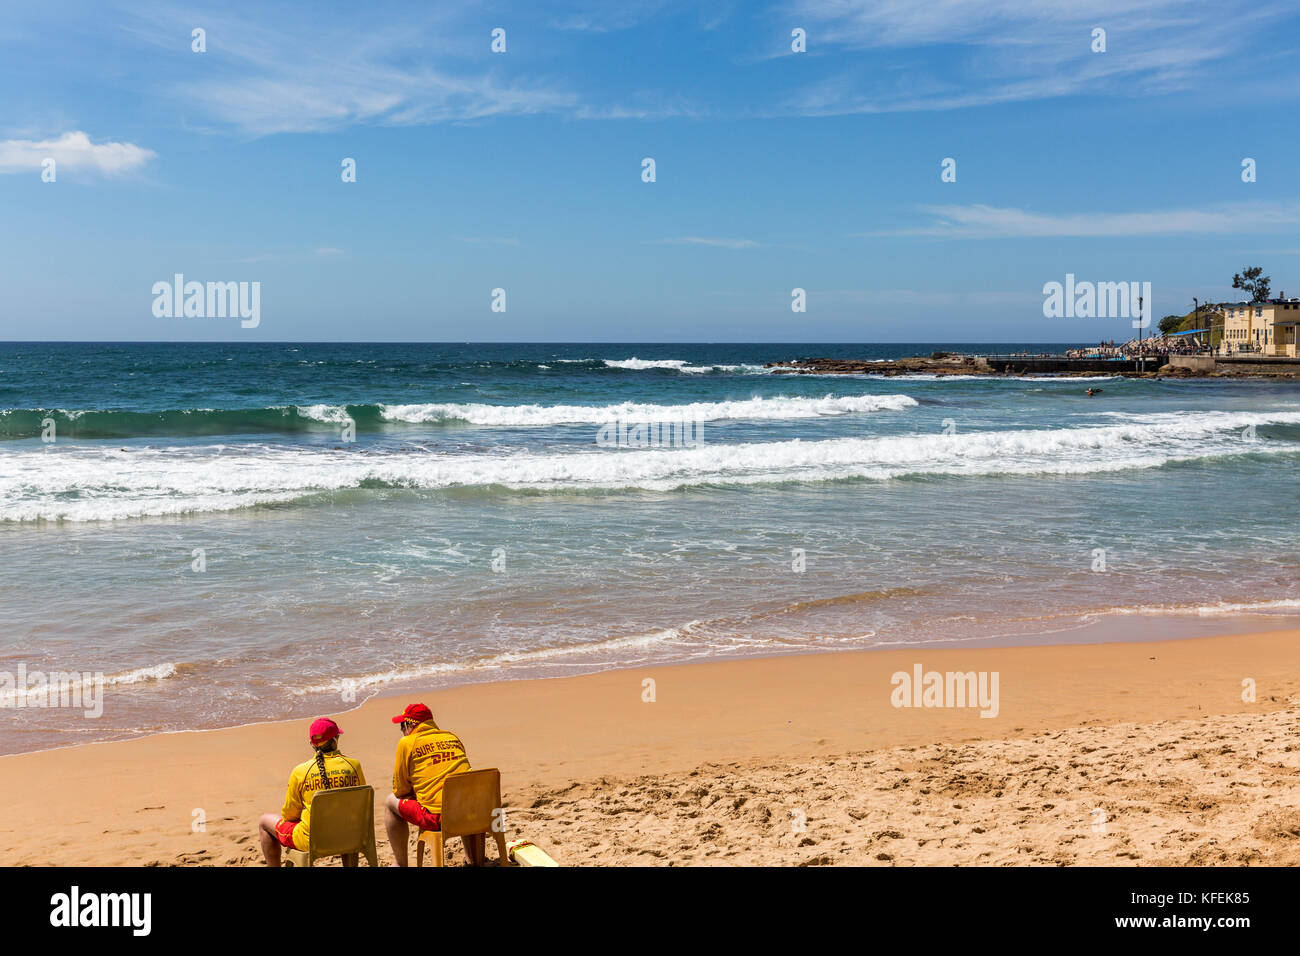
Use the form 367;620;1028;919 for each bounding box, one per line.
1137;294;1145;373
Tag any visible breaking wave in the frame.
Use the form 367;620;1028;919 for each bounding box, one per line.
0;393;913;439
4;409;1298;522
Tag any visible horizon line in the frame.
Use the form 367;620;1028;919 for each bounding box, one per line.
0;339;1101;346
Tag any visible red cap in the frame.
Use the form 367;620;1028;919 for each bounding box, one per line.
309;718;341;746
392;703;433;724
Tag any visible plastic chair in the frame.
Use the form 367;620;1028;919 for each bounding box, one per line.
415;768;508;867
284;785;379;868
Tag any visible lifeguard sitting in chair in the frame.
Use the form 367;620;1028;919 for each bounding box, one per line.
384;702;494;867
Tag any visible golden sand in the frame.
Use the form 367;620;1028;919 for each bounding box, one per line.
3;628;1299;866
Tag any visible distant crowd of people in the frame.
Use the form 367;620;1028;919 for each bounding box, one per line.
1064;337;1207;359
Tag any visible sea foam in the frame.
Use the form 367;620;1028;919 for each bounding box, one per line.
3;409;1297;522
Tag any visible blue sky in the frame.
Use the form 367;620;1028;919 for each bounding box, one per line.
2;0;1299;342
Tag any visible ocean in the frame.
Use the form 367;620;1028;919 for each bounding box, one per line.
1;341;1297;754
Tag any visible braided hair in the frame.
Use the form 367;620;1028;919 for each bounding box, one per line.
314;739;337;790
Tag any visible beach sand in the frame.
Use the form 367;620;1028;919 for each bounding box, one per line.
4;628;1300;866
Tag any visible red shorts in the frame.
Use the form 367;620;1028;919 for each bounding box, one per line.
274;819;300;849
397;799;442;831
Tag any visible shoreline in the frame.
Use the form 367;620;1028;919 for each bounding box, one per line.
4;622;1300;865
7;609;1298;761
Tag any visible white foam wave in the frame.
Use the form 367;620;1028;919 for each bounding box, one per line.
601;358;688;370
1092;599;1300;618
293;404;353;424
680;363;770;374
601;358;768;374
0;662;178;706
378;394;916;426
4;409;1297;521
295;625;695;695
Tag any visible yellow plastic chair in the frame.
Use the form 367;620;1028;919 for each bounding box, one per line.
416;768;509;867
284;785;379;868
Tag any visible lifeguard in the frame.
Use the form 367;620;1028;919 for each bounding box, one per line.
257;717;365;866
384;702;476;866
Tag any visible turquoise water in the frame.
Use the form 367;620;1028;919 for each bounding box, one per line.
1;342;1297;753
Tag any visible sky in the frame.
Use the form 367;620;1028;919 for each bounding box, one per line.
2;0;1299;343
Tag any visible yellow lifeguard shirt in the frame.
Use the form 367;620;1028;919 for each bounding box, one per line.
392;719;471;813
280;751;366;851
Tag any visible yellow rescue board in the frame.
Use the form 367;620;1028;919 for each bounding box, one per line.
507;839;559;867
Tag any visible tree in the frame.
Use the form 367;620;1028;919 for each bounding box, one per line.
1158;314;1183;335
1231;266;1271;303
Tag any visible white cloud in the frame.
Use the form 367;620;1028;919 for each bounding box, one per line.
125;9;578;136
0;131;155;176
185;64;576;137
779;0;1294;114
551;1;674;33
864;202;1300;239
649;236;760;249
789;0;1184;48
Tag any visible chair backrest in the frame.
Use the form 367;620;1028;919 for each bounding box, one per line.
307;785;374;856
440;768;501;838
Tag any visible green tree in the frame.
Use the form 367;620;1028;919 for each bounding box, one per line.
1158;314;1183;335
1231;266;1271;302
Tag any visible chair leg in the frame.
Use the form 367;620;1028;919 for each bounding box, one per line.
433;832;444;868
416;836;425;868
342;853;358;867
469;833;486;867
493;831;509;867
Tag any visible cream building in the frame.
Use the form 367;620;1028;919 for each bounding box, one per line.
1219;299;1300;357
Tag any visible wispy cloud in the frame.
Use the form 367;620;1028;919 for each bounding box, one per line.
863;202;1300;239
779;0;1296;114
125;8;579;136
551;1;675;33
648;236;760;249
0;131;155;176
789;0;1181;48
